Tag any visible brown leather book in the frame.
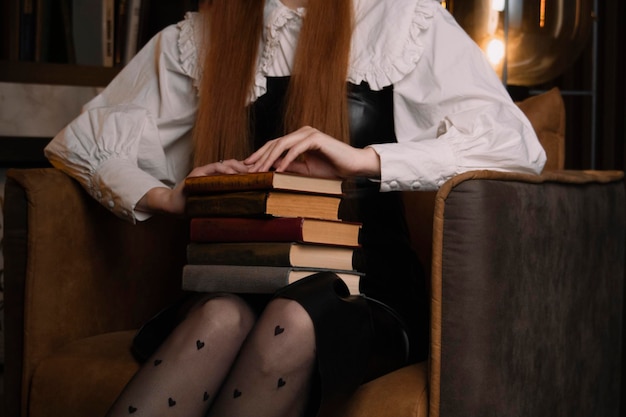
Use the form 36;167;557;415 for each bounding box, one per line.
184;172;343;196
189;217;361;247
185;191;342;220
186;242;364;271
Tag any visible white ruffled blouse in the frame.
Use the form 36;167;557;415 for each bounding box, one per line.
45;0;546;222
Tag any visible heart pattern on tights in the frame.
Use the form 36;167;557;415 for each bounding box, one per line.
277;377;286;388
168;397;176;407
233;389;242;398
274;325;285;336
128;406;137;414
196;340;205;350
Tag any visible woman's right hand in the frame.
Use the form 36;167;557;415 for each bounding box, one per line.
136;159;251;215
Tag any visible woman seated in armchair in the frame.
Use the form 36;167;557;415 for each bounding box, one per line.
44;0;546;416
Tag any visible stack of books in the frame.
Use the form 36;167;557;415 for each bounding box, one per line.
181;171;364;295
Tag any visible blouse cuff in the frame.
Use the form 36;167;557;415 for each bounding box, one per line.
93;158;168;223
369;138;458;191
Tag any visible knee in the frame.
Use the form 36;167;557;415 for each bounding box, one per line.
263;298;315;341
187;294;256;341
252;298;316;374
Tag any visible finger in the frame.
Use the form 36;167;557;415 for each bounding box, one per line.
245;136;285;166
220;159;252;173
273;139;315;172
273;130;328;172
244;142;272;165
188;164;220;177
213;162;246;175
277;158;310;176
189;159;250;177
252;130;315;172
247;140;283;172
246;127;317;172
245;142;272;169
217;165;244;175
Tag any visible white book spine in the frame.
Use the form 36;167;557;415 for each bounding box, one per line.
124;0;142;64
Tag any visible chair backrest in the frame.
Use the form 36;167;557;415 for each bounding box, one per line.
515;87;566;172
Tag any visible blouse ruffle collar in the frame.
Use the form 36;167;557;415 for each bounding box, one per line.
348;0;437;90
254;0;306;100
178;0;437;98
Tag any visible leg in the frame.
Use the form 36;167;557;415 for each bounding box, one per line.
207;298;317;417
106;294;256;417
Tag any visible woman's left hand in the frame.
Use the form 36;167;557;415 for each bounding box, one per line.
244;126;381;179
136;158;250;215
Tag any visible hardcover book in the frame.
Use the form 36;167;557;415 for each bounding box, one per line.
123;0;141;63
189;217;361;247
182;264;363;295
186;242;363;271
184;171;343;196
185;191;342;221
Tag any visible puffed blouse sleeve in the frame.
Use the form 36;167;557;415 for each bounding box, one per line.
44;14;201;223
356;1;547;191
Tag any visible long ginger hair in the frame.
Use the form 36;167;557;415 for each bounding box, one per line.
192;0;353;167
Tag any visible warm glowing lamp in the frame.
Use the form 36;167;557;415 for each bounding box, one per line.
444;0;594;86
486;38;505;65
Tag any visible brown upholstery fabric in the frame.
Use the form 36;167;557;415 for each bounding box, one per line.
516;87;566;171
29;331;139;417
402;88;567;286
3;168;188;417
428;170;625;417
324;362;428;417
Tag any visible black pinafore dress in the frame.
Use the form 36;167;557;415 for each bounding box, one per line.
252;77;428;415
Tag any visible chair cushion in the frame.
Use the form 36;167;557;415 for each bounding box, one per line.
28;329;427;417
325;361;428;417
28;331;139;417
516;87;566;171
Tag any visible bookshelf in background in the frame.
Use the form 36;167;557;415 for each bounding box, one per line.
0;0;199;168
1;0;198;68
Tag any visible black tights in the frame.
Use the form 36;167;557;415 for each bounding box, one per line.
105;294;316;417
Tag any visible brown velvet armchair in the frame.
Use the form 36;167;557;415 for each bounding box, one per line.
3;89;625;417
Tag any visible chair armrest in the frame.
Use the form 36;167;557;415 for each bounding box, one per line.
427;170;625;417
3;168;187;417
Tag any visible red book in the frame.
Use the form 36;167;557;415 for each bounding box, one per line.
189;217;361;247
